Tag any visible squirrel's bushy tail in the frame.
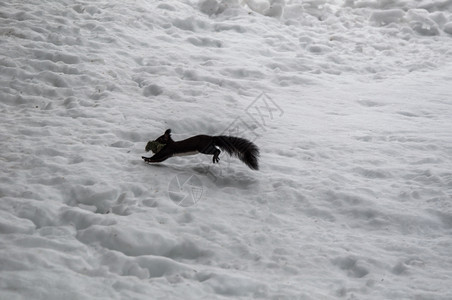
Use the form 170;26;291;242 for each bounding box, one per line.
214;136;259;170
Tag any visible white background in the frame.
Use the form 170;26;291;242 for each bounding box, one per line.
1;0;451;299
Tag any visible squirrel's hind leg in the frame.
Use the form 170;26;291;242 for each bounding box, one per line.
212;149;221;164
199;143;221;164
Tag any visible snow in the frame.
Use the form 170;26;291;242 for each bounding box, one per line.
1;0;451;299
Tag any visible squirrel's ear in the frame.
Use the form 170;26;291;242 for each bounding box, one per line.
165;129;171;136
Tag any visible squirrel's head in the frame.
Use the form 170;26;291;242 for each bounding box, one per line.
155;129;173;144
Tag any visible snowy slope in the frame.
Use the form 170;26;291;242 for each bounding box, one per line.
1;0;452;299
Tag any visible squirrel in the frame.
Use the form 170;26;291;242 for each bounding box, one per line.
142;129;259;170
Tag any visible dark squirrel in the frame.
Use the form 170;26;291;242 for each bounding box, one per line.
142;129;259;170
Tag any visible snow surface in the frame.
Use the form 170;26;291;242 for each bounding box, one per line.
1;0;452;299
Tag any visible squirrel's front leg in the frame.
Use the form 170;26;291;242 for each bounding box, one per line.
142;156;155;163
142;151;171;163
142;156;170;163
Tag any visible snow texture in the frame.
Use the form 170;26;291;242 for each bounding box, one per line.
1;0;451;299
